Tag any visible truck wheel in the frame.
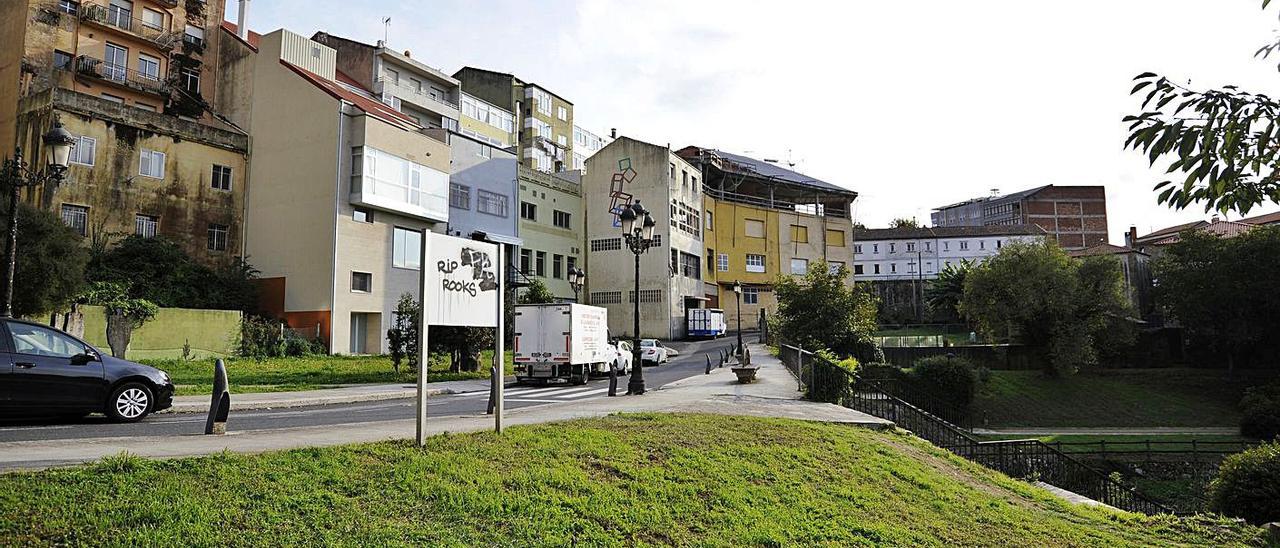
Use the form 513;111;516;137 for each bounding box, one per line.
572;367;588;385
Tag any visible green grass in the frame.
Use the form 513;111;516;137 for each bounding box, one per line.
147;351;515;396
972;369;1273;428
0;414;1262;546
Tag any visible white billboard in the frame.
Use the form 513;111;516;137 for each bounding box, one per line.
422;232;500;327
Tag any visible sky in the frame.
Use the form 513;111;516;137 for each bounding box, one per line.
226;0;1280;243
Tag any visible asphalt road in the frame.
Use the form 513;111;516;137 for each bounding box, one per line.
0;339;739;443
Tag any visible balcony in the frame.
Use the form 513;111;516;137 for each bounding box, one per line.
75;55;170;97
79;3;178;49
374;78;460;120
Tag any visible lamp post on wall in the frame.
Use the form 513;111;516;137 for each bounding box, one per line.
567;267;586;303
619;200;656;395
1;117;75;318
732;280;743;358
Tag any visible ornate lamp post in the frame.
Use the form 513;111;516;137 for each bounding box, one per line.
567;266;586;303
619;200;656;395
732;280;743;358
1;118;76;318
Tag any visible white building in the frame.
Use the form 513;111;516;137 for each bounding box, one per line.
571;125;610;170
854;225;1047;281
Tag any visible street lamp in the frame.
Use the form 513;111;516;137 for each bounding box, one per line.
567;267;586;303
732;280;743;359
1;117;75;318
620;200;656;395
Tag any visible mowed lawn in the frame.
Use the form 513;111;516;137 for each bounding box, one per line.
149;351;514;396
0;414;1263;547
972;369;1273;427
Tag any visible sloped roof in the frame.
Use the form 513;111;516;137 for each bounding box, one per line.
220;21;261;51
1139;219;1255;246
1069;243;1146;258
281;61;420;131
1135;220;1206;244
686;147;855;197
1239;210;1280;225
856;224;1047;240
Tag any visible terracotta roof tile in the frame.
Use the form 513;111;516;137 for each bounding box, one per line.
220;21;261;51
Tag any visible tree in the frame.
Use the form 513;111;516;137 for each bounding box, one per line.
774;261;880;362
889;217;919;229
429;326;492;372
1151;226;1280;371
1123;3;1280;214
386;293;420;374
925;259;973;320
88;235;258;311
0;203;88;318
81;281;158;358
519;279;556;304
959;241;1132;376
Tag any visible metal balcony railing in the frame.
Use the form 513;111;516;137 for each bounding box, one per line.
75;55;170;96
79;3;177;48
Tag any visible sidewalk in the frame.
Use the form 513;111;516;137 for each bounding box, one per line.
163;378;496;414
973;427;1240;436
0;344;891;470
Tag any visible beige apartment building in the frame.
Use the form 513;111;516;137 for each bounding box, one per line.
583;137;704;339
0;0;249;264
515;165;583;301
217;27;450;354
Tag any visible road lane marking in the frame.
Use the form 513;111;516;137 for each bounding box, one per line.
555;387;608;398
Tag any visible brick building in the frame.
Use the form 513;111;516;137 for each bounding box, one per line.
931;185;1107;250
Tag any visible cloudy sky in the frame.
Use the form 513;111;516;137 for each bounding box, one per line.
227;0;1280;242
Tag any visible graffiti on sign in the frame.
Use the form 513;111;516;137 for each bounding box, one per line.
424;233;500;327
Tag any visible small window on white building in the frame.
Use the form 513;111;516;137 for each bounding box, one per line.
139;149;165;179
351;271;372;292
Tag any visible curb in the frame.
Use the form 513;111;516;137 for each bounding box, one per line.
160;386;472;414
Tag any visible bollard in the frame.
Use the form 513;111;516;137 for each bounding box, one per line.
705;354;712;374
204;358;230;435
486;364;498;415
608;362;618;396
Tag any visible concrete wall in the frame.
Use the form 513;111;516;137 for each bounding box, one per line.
80;305;241;360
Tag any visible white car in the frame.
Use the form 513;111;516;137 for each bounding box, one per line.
604;340;633;375
639;339;668;365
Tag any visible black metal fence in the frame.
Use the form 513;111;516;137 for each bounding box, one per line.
780;344;1170;515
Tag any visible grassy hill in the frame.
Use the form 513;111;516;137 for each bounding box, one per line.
0;414;1262;546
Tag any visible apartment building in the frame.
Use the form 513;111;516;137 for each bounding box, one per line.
584;137;704;339
571;125;609;170
676;146;859;334
458;92;515;148
453;67;573;173
311;32;461;132
217;27;451;354
853;225;1047;282
0;0;249;264
515;165;582;301
931;185;1108;249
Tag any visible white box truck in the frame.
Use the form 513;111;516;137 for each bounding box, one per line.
686;308;726;339
513;303;620;385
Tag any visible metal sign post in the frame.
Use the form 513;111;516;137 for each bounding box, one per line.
493;244;504;434
416;233;431;447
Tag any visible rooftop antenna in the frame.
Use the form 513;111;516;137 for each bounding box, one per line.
382;17;391;45
786;148;795;168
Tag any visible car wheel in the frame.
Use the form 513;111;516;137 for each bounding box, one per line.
107;382;153;423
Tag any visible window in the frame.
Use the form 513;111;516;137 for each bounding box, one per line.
996;239;1002;249
590;238;622;252
590;291;622;305
682;170;688;189
353;208;372;223
134;103;156;112
520;249;532;274
107;0;131;28
57;0;79;15
706;248;714;272
207;223;228;251
630;289;663;304
553;210;571;229
872;243;879;253
557;135;567;146
53;50;73;70
181;67;200;93
705;210;713;230
450;183;470;209
70;135;95;166
535;251;546;277
854;244;863;254
528;87;552;116
477;190;508;217
104;43;127;82
979;240;986;250
943;241;950;251
60;204;88;236
744;219;765;238
352;146;450;219
669;163;675;181
567;256;577;274
959;241;969;251
827;230;846;247
742;287;759;305
924;241;931;251
520;201;536;221
854;264;864;275
889;243;896;253
100;93;124;103
386;68;399;85
717;253;729;272
790;258;808;275
679;252;701;279
184;24;205;47
692;176;698;193
790;225;808;243
890;263;897;273
553;254;563;279
134;214;157;237
139;149;165;179
745;254;765;273
393;227;422;269
211;164;232;191
906;242;915;252
829;261;845;275
8;322;85;359
141;7;163;29
351;271;372;293
557;106;567;121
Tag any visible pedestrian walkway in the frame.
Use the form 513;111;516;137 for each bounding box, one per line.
973;427;1240;436
452;383;612;403
0;344;890;470
163;378;496;414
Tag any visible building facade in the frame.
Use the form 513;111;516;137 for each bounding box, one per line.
516;165;582;301
219;28;451;354
453;67;573;173
930;185;1108;249
458;92;514;148
571;125;608;170
1;0;249;264
853;225;1047;282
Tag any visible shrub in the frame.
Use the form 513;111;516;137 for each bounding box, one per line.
808;349;858;404
908;355;978;419
1208;441;1280;524
1240;382;1280;441
238;316;285;359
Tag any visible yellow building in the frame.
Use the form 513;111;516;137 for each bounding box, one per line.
0;0;249;264
677;147;858;333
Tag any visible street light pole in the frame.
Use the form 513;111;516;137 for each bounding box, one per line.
568;267;585;303
619;201;656;395
1;118;75;318
733;280;743;358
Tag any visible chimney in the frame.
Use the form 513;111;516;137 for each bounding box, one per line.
610;128;616;138
404;50;412;58
1126;226;1137;248
236;0;250;40
1210;214;1221;223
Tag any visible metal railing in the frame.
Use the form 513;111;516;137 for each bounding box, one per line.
779;344;1171;515
79;3;178;47
74;55;170;96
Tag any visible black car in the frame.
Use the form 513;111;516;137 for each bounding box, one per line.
0;319;174;422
